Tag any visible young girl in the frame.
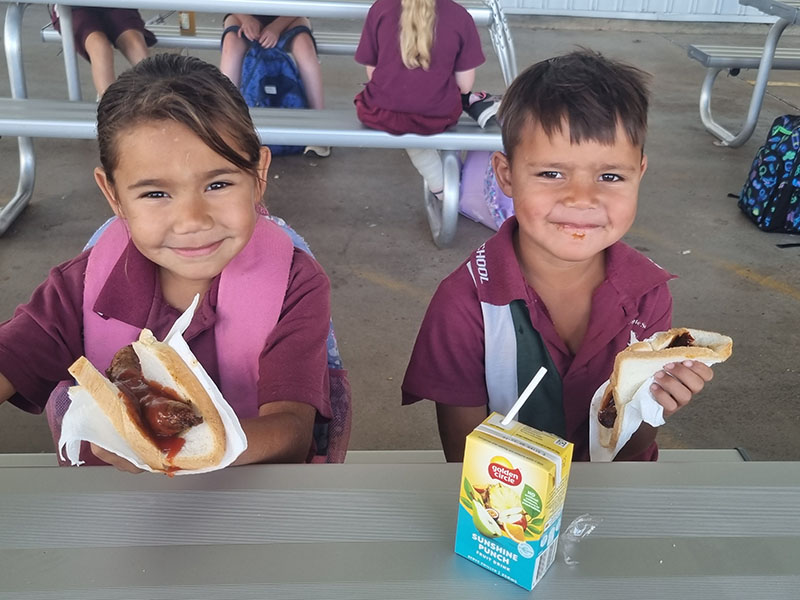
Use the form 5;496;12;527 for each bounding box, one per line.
0;54;334;471
219;15;329;157
49;6;156;97
354;0;494;198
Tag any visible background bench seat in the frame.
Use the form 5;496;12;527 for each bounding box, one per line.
42;22;363;56
0;98;502;245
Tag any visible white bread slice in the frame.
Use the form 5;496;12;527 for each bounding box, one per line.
597;327;733;449
68;329;226;472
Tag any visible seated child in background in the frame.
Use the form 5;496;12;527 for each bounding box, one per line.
0;54;333;471
354;0;499;200
402;49;718;462
219;15;329;157
49;7;156;97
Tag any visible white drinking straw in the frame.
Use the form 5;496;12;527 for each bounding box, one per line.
500;366;548;426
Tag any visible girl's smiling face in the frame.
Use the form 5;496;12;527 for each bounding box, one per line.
95;119;269;308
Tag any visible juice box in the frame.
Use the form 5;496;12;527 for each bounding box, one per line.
454;412;573;590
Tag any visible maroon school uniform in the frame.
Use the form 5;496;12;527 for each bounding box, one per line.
354;0;485;135
50;7;157;61
402;217;676;461
0;245;332;423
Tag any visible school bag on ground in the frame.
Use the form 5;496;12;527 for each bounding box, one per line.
459;151;514;231
240;25;315;156
738;114;800;233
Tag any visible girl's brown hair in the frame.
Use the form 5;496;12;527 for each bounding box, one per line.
97;53;262;184
399;0;436;70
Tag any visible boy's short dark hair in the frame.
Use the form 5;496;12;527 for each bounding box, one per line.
498;49;651;160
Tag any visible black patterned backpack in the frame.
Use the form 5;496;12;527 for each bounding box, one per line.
738;115;800;233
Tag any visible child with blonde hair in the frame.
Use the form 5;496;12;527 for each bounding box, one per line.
354;0;496;198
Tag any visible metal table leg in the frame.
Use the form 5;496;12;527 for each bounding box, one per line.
424;150;460;248
1;3;83;236
55;5;83;101
484;0;517;87
699;17;790;147
1;3;35;236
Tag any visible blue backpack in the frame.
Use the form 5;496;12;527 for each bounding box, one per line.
738;114;800;233
240;25;314;155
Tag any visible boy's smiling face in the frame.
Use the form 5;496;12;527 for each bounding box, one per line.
94;120;269;308
493;118;647;269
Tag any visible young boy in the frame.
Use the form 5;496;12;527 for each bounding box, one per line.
402;50;716;462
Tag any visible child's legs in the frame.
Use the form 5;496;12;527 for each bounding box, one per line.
220;14;248;88
83;31;115;97
406;148;444;195
102;9;154;66
284;18;324;109
114;29;149;65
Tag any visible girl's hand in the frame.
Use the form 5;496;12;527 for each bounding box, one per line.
649;360;714;418
90;443;144;474
258;26;279;48
238;16;263;43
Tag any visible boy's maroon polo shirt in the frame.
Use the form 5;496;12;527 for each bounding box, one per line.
403;216;675;461
0;243;332;422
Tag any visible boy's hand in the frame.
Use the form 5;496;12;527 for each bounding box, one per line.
258;26;280;48
90;443;144;474
649;360;714;418
238;16;263;43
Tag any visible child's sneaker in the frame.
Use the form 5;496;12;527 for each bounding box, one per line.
304;145;331;158
465;91;501;128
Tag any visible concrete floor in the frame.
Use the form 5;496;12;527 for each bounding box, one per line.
1;8;799;460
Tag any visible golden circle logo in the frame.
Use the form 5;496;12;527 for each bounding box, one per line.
488;455;522;486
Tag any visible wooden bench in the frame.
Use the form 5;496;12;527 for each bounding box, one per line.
0;98;502;245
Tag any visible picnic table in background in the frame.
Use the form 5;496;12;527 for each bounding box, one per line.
688;0;800;147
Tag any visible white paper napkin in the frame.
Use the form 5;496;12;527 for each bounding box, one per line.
589;358;719;462
59;295;248;474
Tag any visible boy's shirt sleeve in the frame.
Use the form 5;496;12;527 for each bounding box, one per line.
257;249;333;420
0;254;87;413
402;266;489;407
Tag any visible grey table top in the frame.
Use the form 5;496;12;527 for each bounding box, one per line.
1;461;799;599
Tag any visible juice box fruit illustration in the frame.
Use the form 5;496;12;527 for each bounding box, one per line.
455;412;573;590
